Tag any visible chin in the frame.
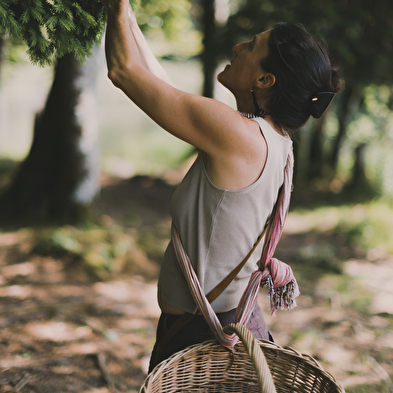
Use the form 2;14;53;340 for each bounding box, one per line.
217;70;228;88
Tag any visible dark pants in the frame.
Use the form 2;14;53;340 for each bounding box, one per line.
148;302;273;373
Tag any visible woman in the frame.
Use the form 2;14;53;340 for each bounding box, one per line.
102;0;343;372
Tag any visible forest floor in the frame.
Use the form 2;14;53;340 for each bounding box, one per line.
0;171;393;393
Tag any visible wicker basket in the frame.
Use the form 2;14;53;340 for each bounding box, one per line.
140;323;345;393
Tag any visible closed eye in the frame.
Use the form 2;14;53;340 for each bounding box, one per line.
249;36;257;50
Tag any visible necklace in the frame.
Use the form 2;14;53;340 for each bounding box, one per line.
240;112;258;119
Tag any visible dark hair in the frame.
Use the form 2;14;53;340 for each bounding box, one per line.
260;22;344;131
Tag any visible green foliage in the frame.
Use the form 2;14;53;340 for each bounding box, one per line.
298;242;342;274
318;273;373;314
35;227;83;255
219;0;393;199
293;201;393;254
351;86;393;199
331;202;393;254
135;0;201;58
345;380;392;393
0;0;107;65
31;224;158;279
0;0;199;64
137;0;191;38
223;0;393;87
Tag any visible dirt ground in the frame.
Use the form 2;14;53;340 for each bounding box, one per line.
0;174;393;392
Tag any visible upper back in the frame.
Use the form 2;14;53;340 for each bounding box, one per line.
158;117;292;313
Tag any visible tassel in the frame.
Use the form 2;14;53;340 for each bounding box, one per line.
261;258;300;315
262;276;299;316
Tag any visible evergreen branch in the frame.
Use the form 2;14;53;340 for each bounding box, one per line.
1;0;106;65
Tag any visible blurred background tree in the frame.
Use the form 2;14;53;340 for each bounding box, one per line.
217;0;393;203
0;0;106;224
1;5;392;391
0;0;393;226
0;0;195;225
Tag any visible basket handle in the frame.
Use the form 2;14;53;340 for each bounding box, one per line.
224;323;277;393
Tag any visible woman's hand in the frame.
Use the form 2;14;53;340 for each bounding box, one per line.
104;0;137;30
103;0;174;86
100;0;128;14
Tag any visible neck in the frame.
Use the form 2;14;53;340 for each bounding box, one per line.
236;94;285;136
235;95;256;116
235;88;270;116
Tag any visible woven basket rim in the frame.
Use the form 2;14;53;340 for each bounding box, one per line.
140;338;345;393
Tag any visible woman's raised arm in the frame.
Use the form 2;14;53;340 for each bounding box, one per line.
126;4;174;86
103;0;253;158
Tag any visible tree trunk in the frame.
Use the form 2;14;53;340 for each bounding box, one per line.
307;115;326;180
349;143;368;188
0;36;3;134
329;86;362;173
0;47;101;226
291;130;303;190
200;0;217;98
0;36;3;66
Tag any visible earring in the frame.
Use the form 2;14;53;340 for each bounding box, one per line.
250;88;269;118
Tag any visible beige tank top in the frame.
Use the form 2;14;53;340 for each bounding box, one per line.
158;117;292;314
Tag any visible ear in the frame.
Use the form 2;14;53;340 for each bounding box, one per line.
255;73;276;89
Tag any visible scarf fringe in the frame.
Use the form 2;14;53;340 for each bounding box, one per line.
262;275;300;316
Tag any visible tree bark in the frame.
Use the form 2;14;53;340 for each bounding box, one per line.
349;143;368;188
291;130;301;188
329;86;363;173
200;0;217;98
0;36;3;134
0;36;3;65
0;48;101;226
307;115;327;180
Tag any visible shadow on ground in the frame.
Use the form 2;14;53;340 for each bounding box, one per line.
0;161;392;392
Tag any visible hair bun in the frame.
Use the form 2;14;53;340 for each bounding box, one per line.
330;68;345;93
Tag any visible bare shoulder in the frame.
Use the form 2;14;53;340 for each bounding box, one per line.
204;115;268;190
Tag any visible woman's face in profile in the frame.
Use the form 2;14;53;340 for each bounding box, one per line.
217;29;271;96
